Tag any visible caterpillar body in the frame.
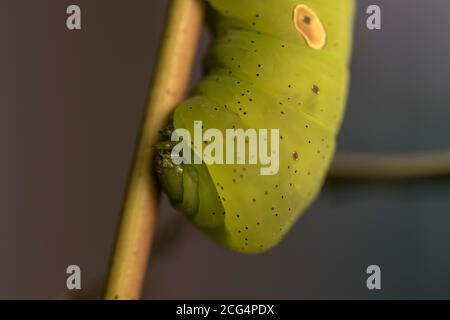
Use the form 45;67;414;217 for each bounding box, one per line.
156;0;355;253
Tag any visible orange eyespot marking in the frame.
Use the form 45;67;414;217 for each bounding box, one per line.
293;4;326;50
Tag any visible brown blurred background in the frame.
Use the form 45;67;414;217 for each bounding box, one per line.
0;0;449;299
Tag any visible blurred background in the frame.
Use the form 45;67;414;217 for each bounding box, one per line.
0;0;449;299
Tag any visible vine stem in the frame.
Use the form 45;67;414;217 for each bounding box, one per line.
329;152;450;180
104;0;204;300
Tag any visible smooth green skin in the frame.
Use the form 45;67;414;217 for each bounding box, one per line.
157;0;355;253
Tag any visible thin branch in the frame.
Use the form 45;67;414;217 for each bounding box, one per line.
329;152;450;180
104;0;204;300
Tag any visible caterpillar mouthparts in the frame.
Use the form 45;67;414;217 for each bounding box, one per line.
156;121;226;223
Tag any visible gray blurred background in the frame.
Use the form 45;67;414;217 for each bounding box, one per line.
0;0;449;299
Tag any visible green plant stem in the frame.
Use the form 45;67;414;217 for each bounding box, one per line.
329;152;450;180
104;0;204;300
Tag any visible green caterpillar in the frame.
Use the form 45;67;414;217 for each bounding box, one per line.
156;0;355;253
